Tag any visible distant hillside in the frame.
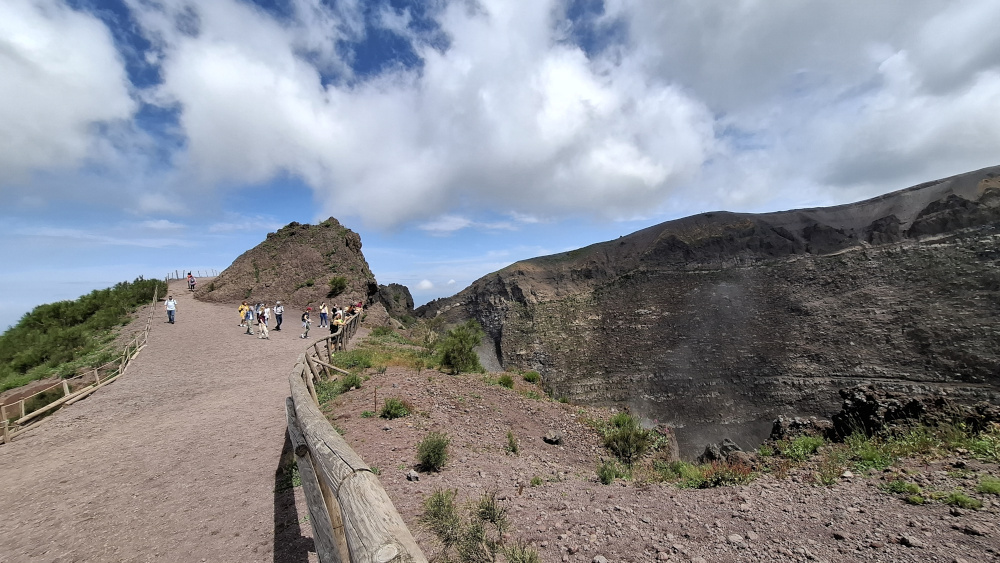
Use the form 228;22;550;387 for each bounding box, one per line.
0;277;166;393
196;218;379;310
417;166;1000;435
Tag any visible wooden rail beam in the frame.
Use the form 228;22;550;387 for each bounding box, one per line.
289;368;426;563
286;398;350;563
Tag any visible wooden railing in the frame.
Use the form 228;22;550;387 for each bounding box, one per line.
287;313;427;563
1;286;160;445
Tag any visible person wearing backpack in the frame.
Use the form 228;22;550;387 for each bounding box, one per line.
300;308;312;339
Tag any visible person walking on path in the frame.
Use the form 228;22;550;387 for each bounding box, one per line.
187;272;197;291
300;307;312;339
257;309;270;339
238;301;249;327
274;301;284;331
165;295;177;324
244;304;254;335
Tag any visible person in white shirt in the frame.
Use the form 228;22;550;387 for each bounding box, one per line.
165;296;177;324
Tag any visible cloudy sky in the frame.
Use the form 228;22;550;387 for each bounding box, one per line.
2;0;999;330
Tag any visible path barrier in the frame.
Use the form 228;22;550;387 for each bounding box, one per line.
1;287;161;445
287;312;427;563
166;269;218;280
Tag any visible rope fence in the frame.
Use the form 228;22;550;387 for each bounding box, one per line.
1;286;160;445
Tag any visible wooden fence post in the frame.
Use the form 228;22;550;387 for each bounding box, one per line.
62;381;70;396
1;403;7;422
2;420;8;444
19;400;25;418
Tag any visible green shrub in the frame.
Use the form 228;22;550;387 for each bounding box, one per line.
653;460;715;488
332;350;373;370
757;444;775;457
505;431;519;455
845;433;894;471
978;477;1000;495
885;480;922;495
314;379;341;404
417;432;450;471
700;460;754;488
905;495;925;505
380;398;410;419
437;320;484;374
422;489;461;546
371;326;394;337
780;435;825;461
337;373;363;392
423;489;511;562
603;413;652;465
598;459;622;485
305;278;315;287
504;542;541;563
497;374;514;389
529;476;543;487
944;491;982;510
360;410;375;418
327;276;348;297
522;371;540;384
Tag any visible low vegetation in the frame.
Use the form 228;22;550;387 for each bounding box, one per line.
0;277;166;392
417;432;451;472
421;488;539;563
437;320;485;374
380;398;411;419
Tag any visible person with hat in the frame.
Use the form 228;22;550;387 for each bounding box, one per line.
300;307;312;339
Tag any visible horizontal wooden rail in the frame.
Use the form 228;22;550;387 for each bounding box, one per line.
288;312;426;563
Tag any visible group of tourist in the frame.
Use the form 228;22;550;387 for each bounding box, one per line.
238;300;284;339
164;286;362;342
297;301;364;339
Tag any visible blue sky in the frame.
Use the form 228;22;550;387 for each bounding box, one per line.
3;0;1000;331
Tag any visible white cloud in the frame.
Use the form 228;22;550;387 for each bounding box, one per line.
447;279;456;285
0;0;135;182
416;279;434;290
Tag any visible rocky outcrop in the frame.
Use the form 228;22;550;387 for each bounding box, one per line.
417;167;1000;431
378;283;415;319
196;218;379;309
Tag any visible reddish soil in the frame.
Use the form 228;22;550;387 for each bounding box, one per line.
1;280;998;563
332;369;1000;563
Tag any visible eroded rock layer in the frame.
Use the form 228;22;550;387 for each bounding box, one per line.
418;166;1000;427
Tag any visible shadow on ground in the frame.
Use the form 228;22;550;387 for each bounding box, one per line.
273;430;314;563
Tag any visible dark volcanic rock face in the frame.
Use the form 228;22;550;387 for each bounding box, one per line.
196;218;378;309
378;283;415;319
417;167;1000;431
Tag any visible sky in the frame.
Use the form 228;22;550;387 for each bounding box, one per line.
2;0;1000;331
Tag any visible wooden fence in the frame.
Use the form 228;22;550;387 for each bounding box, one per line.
1;286;160;445
287;313;427;563
165;269;218;280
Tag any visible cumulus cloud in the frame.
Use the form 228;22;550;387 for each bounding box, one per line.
0;0;135;183
123;0;714;228
416;279;434;291
5;0;1000;228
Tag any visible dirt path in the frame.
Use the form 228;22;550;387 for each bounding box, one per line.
0;282;319;563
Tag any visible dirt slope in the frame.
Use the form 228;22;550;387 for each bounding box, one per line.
0;281;319;563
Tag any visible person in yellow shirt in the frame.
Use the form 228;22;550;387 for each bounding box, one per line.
238;301;249;327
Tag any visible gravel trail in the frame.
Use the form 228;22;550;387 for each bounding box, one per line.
0;281;318;563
